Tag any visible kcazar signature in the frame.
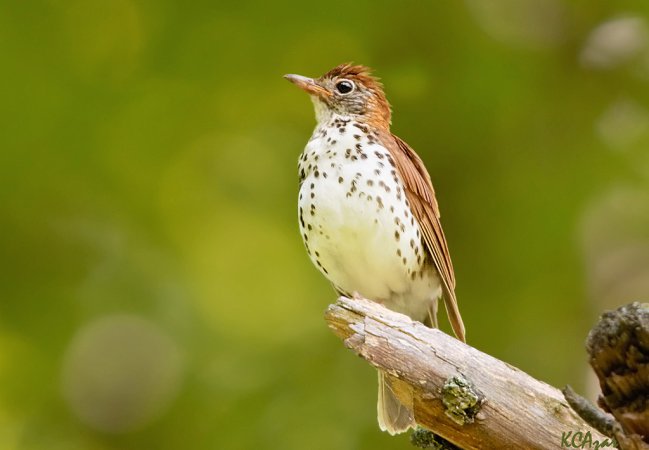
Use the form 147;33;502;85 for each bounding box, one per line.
561;431;618;449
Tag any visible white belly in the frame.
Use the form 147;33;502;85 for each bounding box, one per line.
297;119;440;321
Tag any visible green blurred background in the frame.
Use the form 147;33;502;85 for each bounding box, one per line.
2;0;649;449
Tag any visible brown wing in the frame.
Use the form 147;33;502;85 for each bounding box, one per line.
379;132;466;342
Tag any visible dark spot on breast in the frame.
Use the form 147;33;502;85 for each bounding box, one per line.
347;180;358;195
338;176;344;183
395;230;400;241
367;180;374;186
353;123;368;133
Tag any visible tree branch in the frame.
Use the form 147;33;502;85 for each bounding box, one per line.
580;302;649;450
325;296;610;450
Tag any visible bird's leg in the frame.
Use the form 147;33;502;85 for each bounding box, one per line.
428;298;439;329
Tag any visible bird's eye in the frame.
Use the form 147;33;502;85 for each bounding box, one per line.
335;80;354;94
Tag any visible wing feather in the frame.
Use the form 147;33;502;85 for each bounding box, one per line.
379;133;466;342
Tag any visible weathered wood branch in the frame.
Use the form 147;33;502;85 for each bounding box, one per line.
325;296;609;450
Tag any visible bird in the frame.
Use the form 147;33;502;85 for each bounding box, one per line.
284;63;465;435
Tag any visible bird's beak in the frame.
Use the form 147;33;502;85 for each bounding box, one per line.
284;74;330;98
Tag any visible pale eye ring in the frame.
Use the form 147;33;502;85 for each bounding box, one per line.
335;79;355;94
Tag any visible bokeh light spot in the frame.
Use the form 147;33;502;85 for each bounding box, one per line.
61;315;183;433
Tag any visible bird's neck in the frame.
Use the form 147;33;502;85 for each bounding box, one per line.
310;98;390;131
311;97;341;125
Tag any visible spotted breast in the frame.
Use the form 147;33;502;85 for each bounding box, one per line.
297;118;441;322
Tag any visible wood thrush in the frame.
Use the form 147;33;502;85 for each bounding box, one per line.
285;63;466;435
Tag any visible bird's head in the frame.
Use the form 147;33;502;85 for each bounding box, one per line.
284;63;391;128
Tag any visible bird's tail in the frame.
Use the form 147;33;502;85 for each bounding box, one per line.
377;370;415;435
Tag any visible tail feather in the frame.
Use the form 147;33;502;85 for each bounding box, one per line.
377;371;415;435
443;291;466;343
